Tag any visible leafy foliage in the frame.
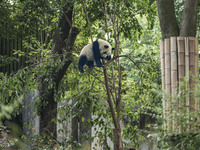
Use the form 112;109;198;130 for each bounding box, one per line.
1;0;199;149
0;0;161;149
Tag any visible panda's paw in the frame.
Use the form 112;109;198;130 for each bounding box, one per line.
78;67;85;73
97;64;102;67
96;62;102;67
79;70;84;73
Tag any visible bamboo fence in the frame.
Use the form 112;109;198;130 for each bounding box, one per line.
160;37;199;133
0;38;25;74
0;30;48;74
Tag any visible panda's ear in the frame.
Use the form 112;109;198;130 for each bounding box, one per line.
104;45;109;49
112;48;115;51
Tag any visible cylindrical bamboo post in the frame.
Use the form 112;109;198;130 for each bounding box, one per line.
177;37;185;132
189;37;196;112
160;40;166;130
194;38;199;111
177;37;185;84
194;38;199;133
2;39;5;73
164;38;171;131
160;41;165;91
170;37;178;132
188;37;196;131
9;39;13;73
13;39;17;72
185;37;190;132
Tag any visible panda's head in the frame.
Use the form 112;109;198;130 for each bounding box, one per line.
98;39;112;60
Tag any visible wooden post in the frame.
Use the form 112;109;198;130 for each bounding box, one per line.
170;37;178;132
189;37;195;112
164;38;171;131
9;39;13;73
188;37;197;131
177;37;185;132
160;40;167;130
2;38;5;73
185;37;190;132
160;41;165;91
194;38;199;111
194;38;199;133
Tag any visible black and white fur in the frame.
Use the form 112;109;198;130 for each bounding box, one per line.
78;39;112;73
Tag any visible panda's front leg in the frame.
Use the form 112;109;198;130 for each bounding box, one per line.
95;59;102;67
87;61;94;68
78;55;88;73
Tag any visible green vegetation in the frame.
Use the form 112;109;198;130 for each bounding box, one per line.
0;0;199;149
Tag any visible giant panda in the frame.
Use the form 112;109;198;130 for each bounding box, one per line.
78;39;112;73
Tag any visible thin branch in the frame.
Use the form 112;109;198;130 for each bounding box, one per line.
111;2;117;57
103;67;118;128
110;88;116;104
105;54;143;72
82;0;93;42
103;1;109;41
64;12;72;29
90;72;105;85
112;63;117;103
115;0;122;132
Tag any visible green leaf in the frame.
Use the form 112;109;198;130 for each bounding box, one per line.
82;117;85;122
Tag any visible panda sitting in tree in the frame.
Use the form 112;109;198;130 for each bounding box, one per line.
78;39;113;73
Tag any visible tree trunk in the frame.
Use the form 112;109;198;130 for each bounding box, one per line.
39;2;80;138
113;128;123;150
103;67;123;150
40;89;57;137
157;0;199;138
180;0;198;36
156;0;179;39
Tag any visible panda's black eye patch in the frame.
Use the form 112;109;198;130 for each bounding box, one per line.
104;45;109;49
103;52;107;54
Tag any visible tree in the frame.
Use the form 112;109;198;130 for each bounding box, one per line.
0;0;163;149
39;1;80;138
156;0;198;39
156;0;199;141
79;0;158;149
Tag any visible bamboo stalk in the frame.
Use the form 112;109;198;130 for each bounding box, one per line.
189;37;195;112
9;39;13;73
19;38;23;69
2;38;5;73
185;37;190;132
5;38;8;73
160;40;165;91
170;37;178;132
16;38;19;71
178;37;185;83
160;40;167;131
13;39;17;72
164;38;171;131
177;37;185;132
21;38;25;68
194;38;199;111
194;38;199;133
6;38;10;74
188;37;196;131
